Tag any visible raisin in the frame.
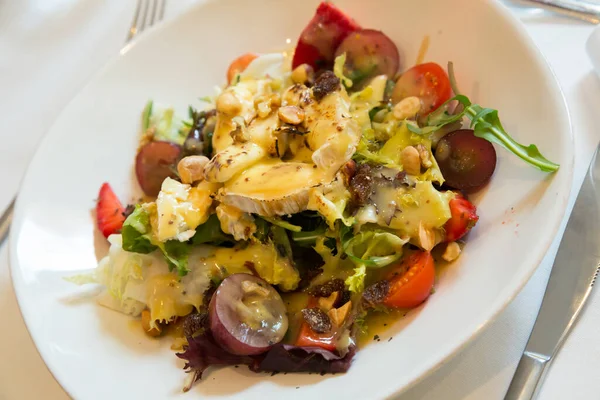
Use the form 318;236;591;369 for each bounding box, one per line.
312;71;340;101
363;280;390;307
309;279;346;297
301;307;332;333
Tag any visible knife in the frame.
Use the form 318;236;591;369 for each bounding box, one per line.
504;143;600;399
522;0;600;24
0;198;13;246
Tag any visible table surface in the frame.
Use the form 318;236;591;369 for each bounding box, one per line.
1;1;600;399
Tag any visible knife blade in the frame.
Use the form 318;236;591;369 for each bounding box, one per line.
504;143;600;400
522;0;600;24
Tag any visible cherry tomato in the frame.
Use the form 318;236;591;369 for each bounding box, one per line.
383;251;435;309
444;195;479;242
294;296;337;351
226;53;258;84
392;62;452;116
295;322;337;352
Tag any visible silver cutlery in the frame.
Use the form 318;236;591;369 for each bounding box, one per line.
505;142;600;399
520;0;600;24
0;0;166;247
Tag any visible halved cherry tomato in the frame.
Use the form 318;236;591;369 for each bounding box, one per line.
291;2;361;69
392;62;452;116
226;53;258;84
295;322;337;352
383;251;435;309
444;196;479;242
294;296;337;351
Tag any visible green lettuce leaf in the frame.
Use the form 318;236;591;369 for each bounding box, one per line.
341;227;408;293
342;228;407;268
191;214;232;245
159;240;191;277
121;205;157;254
123;204;194;276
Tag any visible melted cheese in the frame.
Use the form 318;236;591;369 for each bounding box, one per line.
155;178;219;242
212;79;272;153
96;236;212;328
304;87;360;173
212;243;300;291
146;274;194;325
223;160;333;198
385;181;454;238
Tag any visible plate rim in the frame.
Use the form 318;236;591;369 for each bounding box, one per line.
8;0;575;398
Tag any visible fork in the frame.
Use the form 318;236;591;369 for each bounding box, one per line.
127;0;167;42
0;0;167;247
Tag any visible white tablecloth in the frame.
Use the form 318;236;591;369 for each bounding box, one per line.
1;1;599;399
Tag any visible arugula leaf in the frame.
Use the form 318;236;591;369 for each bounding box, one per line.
409;92;559;171
466;105;559;172
291;225;327;247
347;64;378;87
271;225;293;262
191;214;232;245
121;205;157;254
261;216;302;233
431;62;560;172
369;104;390;122
141;100;153;132
407;94;472;136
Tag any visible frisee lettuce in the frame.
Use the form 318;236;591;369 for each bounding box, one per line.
342;228;407;268
345;264;367;293
341;226;407;292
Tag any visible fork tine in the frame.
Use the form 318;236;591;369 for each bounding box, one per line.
149;0;158;27
138;0;150;32
158;0;166;21
126;0;144;42
126;0;165;44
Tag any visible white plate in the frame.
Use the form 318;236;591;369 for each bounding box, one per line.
10;0;573;399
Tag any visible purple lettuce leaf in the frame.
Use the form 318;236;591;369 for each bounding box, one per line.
251;344;356;374
176;330;255;391
176;312;356;391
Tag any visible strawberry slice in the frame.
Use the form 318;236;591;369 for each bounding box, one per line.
291;2;361;69
96;182;126;238
444;195;479;242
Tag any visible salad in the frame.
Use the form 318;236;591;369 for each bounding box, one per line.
84;2;558;392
